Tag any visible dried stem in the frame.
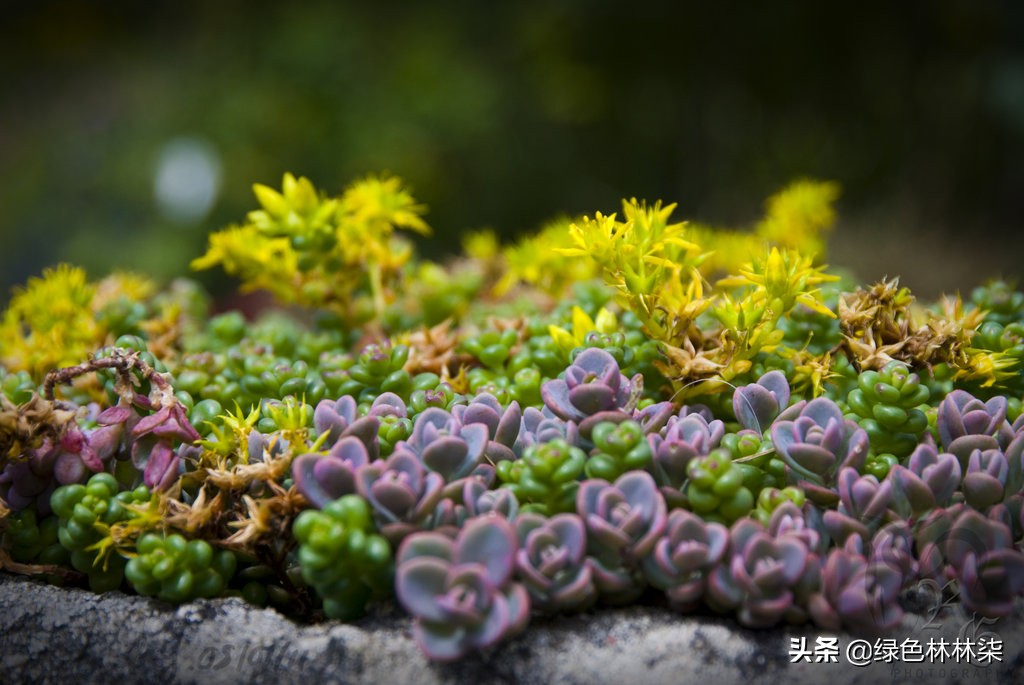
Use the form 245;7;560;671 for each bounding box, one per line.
43;348;171;402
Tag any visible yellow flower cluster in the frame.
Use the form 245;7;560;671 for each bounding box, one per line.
191;173;430;324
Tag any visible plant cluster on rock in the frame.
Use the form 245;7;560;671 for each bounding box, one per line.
2;173;1024;661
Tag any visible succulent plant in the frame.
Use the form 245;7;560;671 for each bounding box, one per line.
936;390;1014;467
732;370;791;433
886;442;962;518
706;518;815;628
451;393;522;463
943;509;1024;617
846;361;929;459
770;397;869;506
822;467;895;544
495;438;585;516
355;448;446;543
130;402;201;491
765;499;824;555
292;494;393;620
585;419;652;481
125;533;237;603
50;473;152;592
511;406;578;457
684;449;756;524
646;412;725;508
313;394;381;458
961;448;1011;510
540;348;641;434
396;514;530;662
641;509;728;612
398;407;488;486
514;512;597;613
291;437;370;509
808;548;904;634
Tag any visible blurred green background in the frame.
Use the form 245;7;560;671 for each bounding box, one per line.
3;0;1024;301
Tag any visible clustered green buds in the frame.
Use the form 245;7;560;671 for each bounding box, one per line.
292;495;393;620
496;439;586;516
847;361;929;464
125;533;237;603
50;473;151;592
684;449;756;524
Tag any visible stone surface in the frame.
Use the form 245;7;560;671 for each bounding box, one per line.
2;572;1023;685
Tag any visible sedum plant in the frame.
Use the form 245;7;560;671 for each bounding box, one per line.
3;170;1024;663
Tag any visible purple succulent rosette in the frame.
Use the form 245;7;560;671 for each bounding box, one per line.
943;509;1024;618
398;407;488;486
823;467;895;544
541;348;641;435
769;397;869;506
356;447;446;544
514;512;597;613
451;393;522;463
706;519;815;628
766;501;824;555
577;471;667;602
641;509;728;612
429;478;519;535
887;442;962;518
292;436;370;508
396;514;530;662
313;395;381;459
647;412;725;508
511;407;578;457
936;390;1014;467
808;548;904;634
732;370;792;434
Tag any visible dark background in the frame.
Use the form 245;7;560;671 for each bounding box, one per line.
3;0;1024;301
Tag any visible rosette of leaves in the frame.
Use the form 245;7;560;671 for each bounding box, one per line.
510;407;578;458
647;412;725;509
399;407;489;487
732;370;792;434
335;343;415;402
364;392;414;457
867;520;918;585
960;446;1023;511
496;438;585;515
943;509;1024;617
585;420;651;481
292;495;393;620
450;393;522;463
765;500;824;555
705;519;815;628
769;397;869;506
683;448;756;524
641;509;728;612
396;514;530;662
125;533;237;603
886;443;962;518
577;471;667;602
312;394;381;458
936;390;1014;467
845;361;929;463
541;348;641;435
808;548;904;634
822;467;896;544
429;476;518;535
292;437;371;509
355;448;445;544
514;512;597;613
50;473;151;592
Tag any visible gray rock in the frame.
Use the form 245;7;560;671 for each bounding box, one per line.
1;573;1022;685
